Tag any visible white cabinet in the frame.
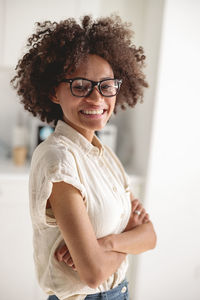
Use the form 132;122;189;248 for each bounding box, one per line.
0;176;46;300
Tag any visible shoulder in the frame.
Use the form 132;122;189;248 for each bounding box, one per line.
30;134;77;175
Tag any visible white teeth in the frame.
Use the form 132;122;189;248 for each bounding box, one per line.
81;110;104;115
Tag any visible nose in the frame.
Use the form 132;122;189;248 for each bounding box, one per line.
85;86;104;102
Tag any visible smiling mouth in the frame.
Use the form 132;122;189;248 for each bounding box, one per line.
80;109;106;115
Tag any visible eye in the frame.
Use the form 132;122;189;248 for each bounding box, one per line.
100;79;118;90
101;83;110;90
73;84;86;91
72;80;91;92
73;81;85;90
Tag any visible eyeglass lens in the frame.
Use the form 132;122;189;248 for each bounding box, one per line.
71;79;119;97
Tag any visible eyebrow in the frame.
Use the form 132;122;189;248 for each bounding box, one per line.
68;77;115;81
99;76;115;80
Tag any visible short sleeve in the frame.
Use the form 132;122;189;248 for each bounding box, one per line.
29;145;86;227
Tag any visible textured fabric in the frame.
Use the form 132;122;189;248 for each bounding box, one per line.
29;120;132;300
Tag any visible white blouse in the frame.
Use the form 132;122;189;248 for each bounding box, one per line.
29;120;131;300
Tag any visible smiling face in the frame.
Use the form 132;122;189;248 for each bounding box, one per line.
52;55;116;142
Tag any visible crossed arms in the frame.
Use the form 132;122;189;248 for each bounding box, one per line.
48;182;156;288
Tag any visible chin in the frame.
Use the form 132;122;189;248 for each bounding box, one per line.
94;123;108;131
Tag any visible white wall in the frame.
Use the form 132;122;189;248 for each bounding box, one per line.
2;0;145;67
129;0;165;176
0;0;5;65
2;0;100;67
135;1;200;299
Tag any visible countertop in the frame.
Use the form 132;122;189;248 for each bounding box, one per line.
0;158;30;180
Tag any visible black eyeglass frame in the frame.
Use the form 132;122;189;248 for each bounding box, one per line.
60;77;122;98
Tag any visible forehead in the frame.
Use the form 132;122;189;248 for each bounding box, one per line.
68;55;114;79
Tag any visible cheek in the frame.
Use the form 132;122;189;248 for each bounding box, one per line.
60;98;82;117
56;84;71;102
108;98;116;113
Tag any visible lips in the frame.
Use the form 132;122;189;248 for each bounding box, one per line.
79;107;107;114
80;109;104;115
79;108;107;119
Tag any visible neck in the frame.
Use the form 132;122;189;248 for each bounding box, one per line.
62;117;95;143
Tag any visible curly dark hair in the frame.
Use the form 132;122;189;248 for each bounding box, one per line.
11;15;148;124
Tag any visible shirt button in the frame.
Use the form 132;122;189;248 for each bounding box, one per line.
113;186;117;192
121;286;127;293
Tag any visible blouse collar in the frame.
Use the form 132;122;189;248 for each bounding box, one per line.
54;120;104;157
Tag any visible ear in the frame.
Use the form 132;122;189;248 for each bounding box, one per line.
50;94;60;104
49;87;60;104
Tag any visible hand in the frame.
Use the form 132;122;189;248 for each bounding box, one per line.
124;195;150;232
55;243;77;271
55;235;123;270
55;236;114;269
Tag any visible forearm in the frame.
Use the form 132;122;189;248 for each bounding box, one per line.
93;222;156;281
97;246;127;281
107;221;157;255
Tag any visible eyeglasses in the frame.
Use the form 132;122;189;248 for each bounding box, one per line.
60;77;122;97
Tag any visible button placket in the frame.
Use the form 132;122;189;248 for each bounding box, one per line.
99;156;120;195
99;158;112;182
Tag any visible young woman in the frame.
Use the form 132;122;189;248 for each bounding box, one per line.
12;15;156;300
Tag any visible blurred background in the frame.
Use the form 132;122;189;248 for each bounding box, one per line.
0;0;200;299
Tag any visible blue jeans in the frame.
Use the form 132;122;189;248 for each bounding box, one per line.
47;279;129;299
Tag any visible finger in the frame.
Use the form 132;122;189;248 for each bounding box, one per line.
63;252;72;263
56;249;69;262
65;257;74;267
143;213;150;223
131;199;139;211
134;203;142;216
72;264;77;271
139;208;146;222
56;246;69;262
55;243;68;255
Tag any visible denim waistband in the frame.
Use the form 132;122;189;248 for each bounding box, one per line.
85;279;129;299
